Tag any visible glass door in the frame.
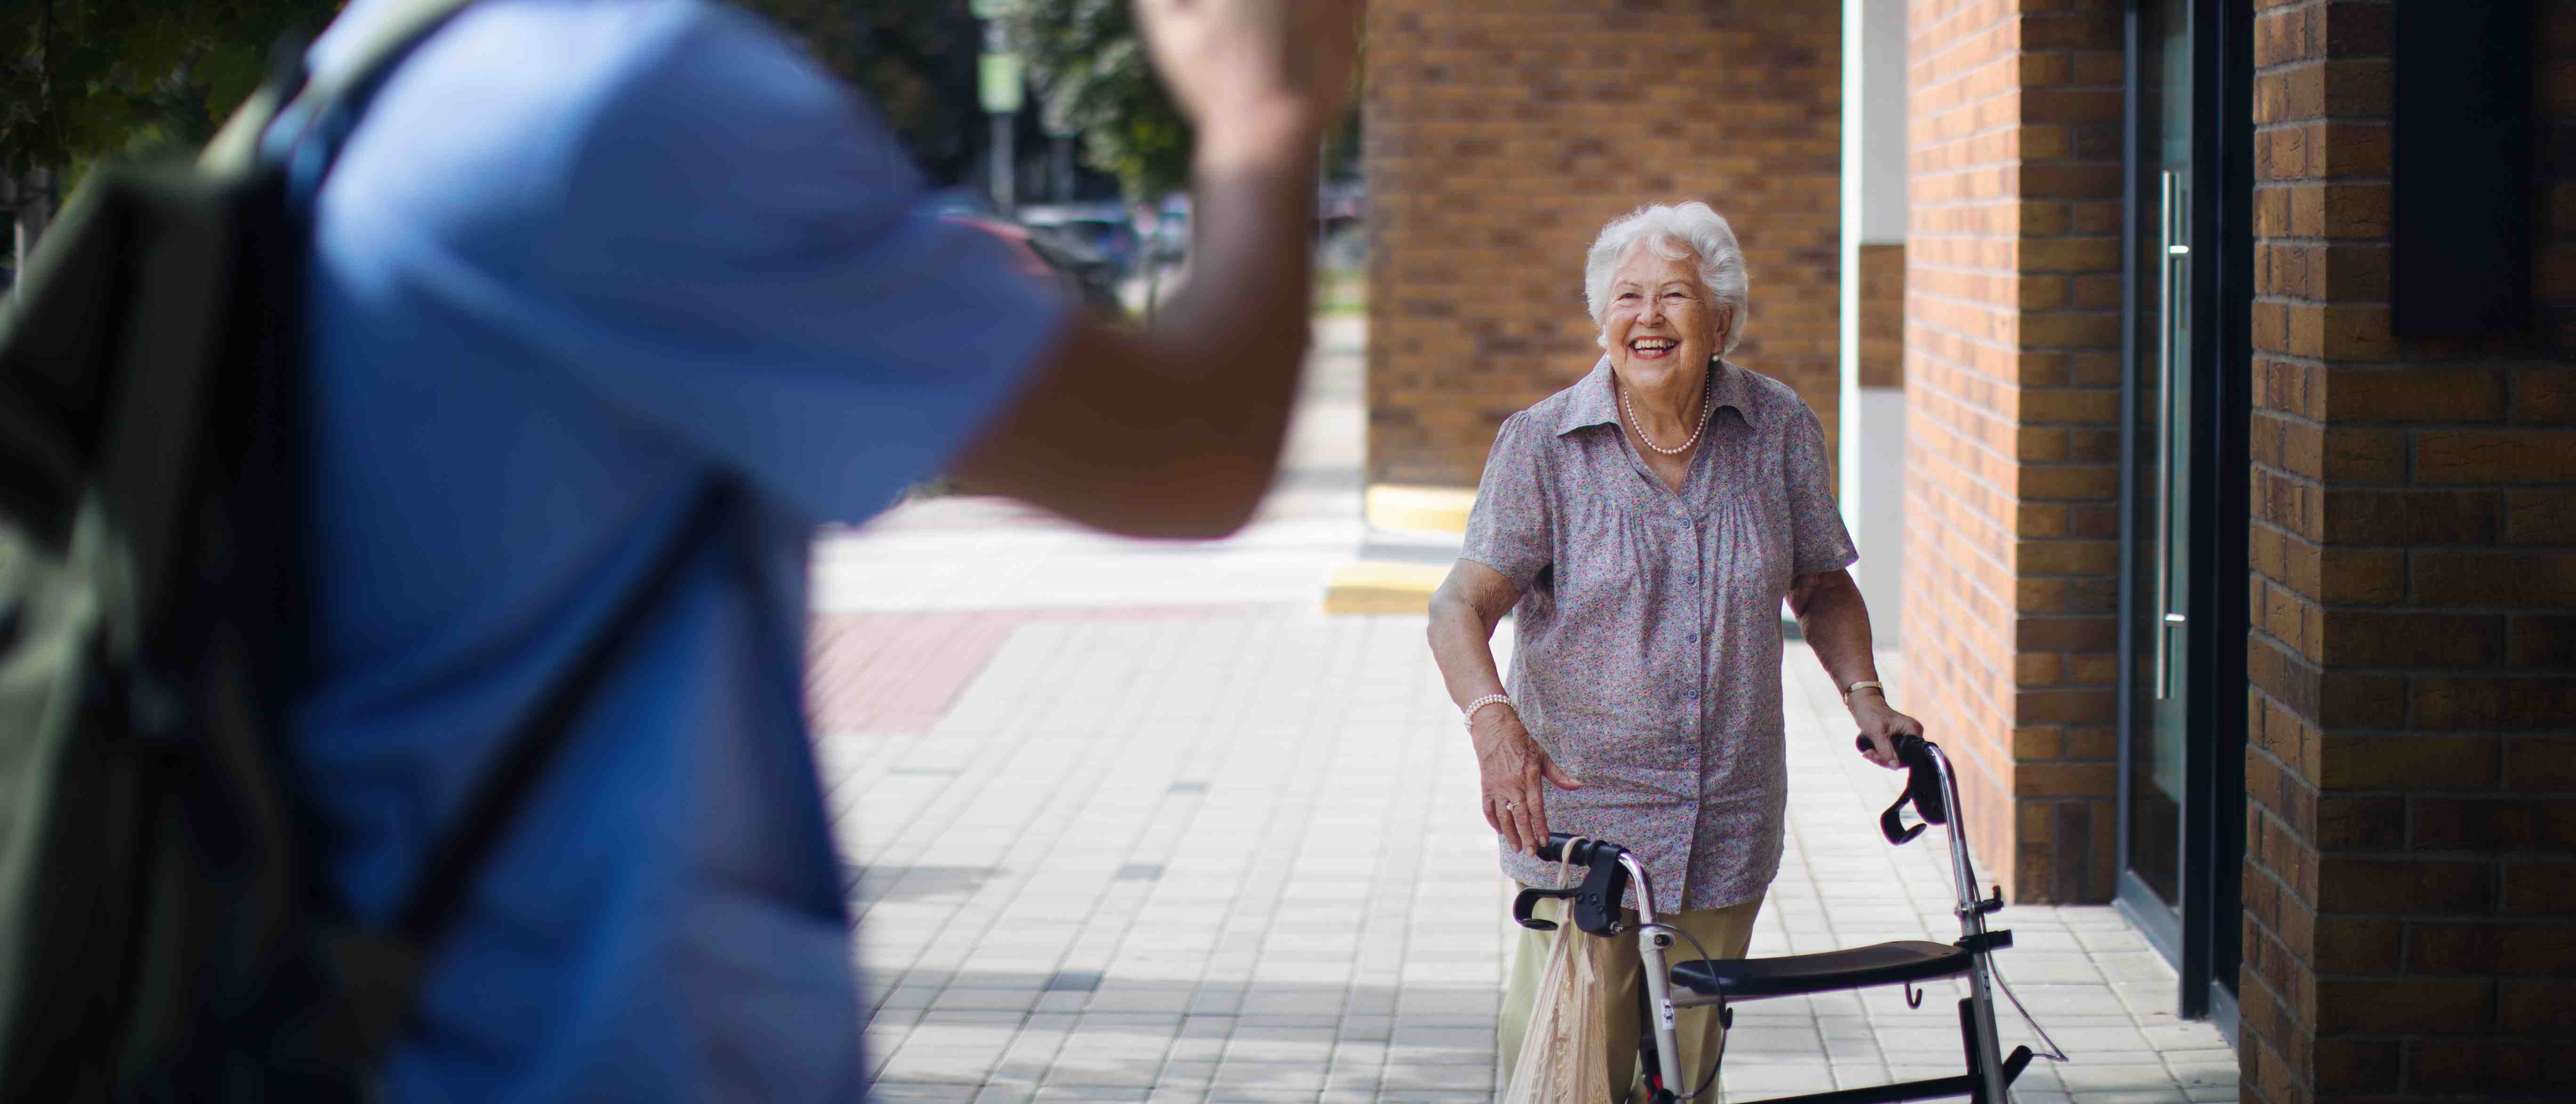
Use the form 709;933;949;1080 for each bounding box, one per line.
2119;0;2245;1034
2122;0;2190;953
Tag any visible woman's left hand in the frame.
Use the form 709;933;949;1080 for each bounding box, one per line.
1852;695;1925;770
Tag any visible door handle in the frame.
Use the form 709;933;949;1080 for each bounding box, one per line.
2155;170;2185;701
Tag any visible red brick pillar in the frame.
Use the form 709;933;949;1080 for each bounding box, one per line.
1902;0;2127;903
2240;2;2576;1100
1362;1;1844;491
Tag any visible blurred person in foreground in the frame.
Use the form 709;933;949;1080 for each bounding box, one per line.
278;0;1358;1098
1423;202;1917;1101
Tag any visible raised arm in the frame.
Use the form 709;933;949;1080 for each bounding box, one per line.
950;0;1362;539
1429;559;1581;854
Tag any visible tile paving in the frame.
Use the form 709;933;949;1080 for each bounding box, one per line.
814;318;2238;1103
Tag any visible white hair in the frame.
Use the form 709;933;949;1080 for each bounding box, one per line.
1583;201;1750;356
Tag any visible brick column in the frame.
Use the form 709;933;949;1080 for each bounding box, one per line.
1902;0;2127;903
2240;2;2576;1101
1362;1;1843;491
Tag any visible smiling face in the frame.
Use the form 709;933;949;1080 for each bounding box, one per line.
1600;239;1727;393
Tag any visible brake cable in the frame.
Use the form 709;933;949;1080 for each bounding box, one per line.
1986;952;2070;1063
1908;833;2070;1065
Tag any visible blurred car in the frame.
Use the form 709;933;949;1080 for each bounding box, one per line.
1018;202;1140;279
1017;225;1125;313
1144;194;1191;262
927;190;1124;313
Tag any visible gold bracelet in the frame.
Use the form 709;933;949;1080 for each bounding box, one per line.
1841;680;1884;701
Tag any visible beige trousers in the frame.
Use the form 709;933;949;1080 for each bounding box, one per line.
1497;887;1765;1103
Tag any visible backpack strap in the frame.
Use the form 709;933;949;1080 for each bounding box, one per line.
87;0;491;651
322;480;738;1062
278;0;489;151
209;0;738;1065
401;482;736;943
201;0;483;177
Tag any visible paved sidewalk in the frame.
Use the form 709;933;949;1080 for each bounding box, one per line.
813;318;2237;1104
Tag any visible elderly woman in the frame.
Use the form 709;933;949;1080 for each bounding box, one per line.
1426;201;1920;1100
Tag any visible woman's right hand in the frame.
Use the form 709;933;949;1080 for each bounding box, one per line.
1471;708;1583;855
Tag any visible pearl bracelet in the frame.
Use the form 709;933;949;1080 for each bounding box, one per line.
1462;693;1513;729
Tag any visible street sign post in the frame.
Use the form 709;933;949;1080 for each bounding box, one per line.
978;52;1023;115
975;3;1023;217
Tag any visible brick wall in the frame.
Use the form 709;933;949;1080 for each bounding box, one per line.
1902;0;2126;904
2239;2;2576;1101
1363;0;1843;490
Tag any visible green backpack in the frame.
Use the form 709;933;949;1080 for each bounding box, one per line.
0;1;723;1096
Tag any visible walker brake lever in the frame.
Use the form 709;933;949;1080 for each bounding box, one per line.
1860;734;1943;845
1512;886;1578;931
1879;788;1927;846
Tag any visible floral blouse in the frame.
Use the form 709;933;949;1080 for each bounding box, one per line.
1462;357;1858;912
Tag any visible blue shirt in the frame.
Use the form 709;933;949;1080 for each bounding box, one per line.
281;1;1066;1098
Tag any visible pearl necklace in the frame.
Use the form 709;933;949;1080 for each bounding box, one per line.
1621;363;1716;456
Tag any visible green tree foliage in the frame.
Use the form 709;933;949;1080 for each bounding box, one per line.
0;0;343;182
1011;0;1189;202
1;0;990;187
733;0;985;185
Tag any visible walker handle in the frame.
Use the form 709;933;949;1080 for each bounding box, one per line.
1523;833;1632;936
1852;732;1931;761
1534;832;1606;864
1854;733;1950;845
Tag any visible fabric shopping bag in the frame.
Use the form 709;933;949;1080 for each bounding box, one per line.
1502;842;1616;1104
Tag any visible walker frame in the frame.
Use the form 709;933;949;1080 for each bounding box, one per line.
1513;734;2034;1104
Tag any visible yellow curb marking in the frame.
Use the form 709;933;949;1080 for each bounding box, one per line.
1322;560;1452;616
1364;484;1477;536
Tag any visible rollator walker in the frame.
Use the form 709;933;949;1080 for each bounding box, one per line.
1514;733;2036;1104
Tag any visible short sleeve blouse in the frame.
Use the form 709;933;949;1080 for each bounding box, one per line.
1461;357;1858;911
